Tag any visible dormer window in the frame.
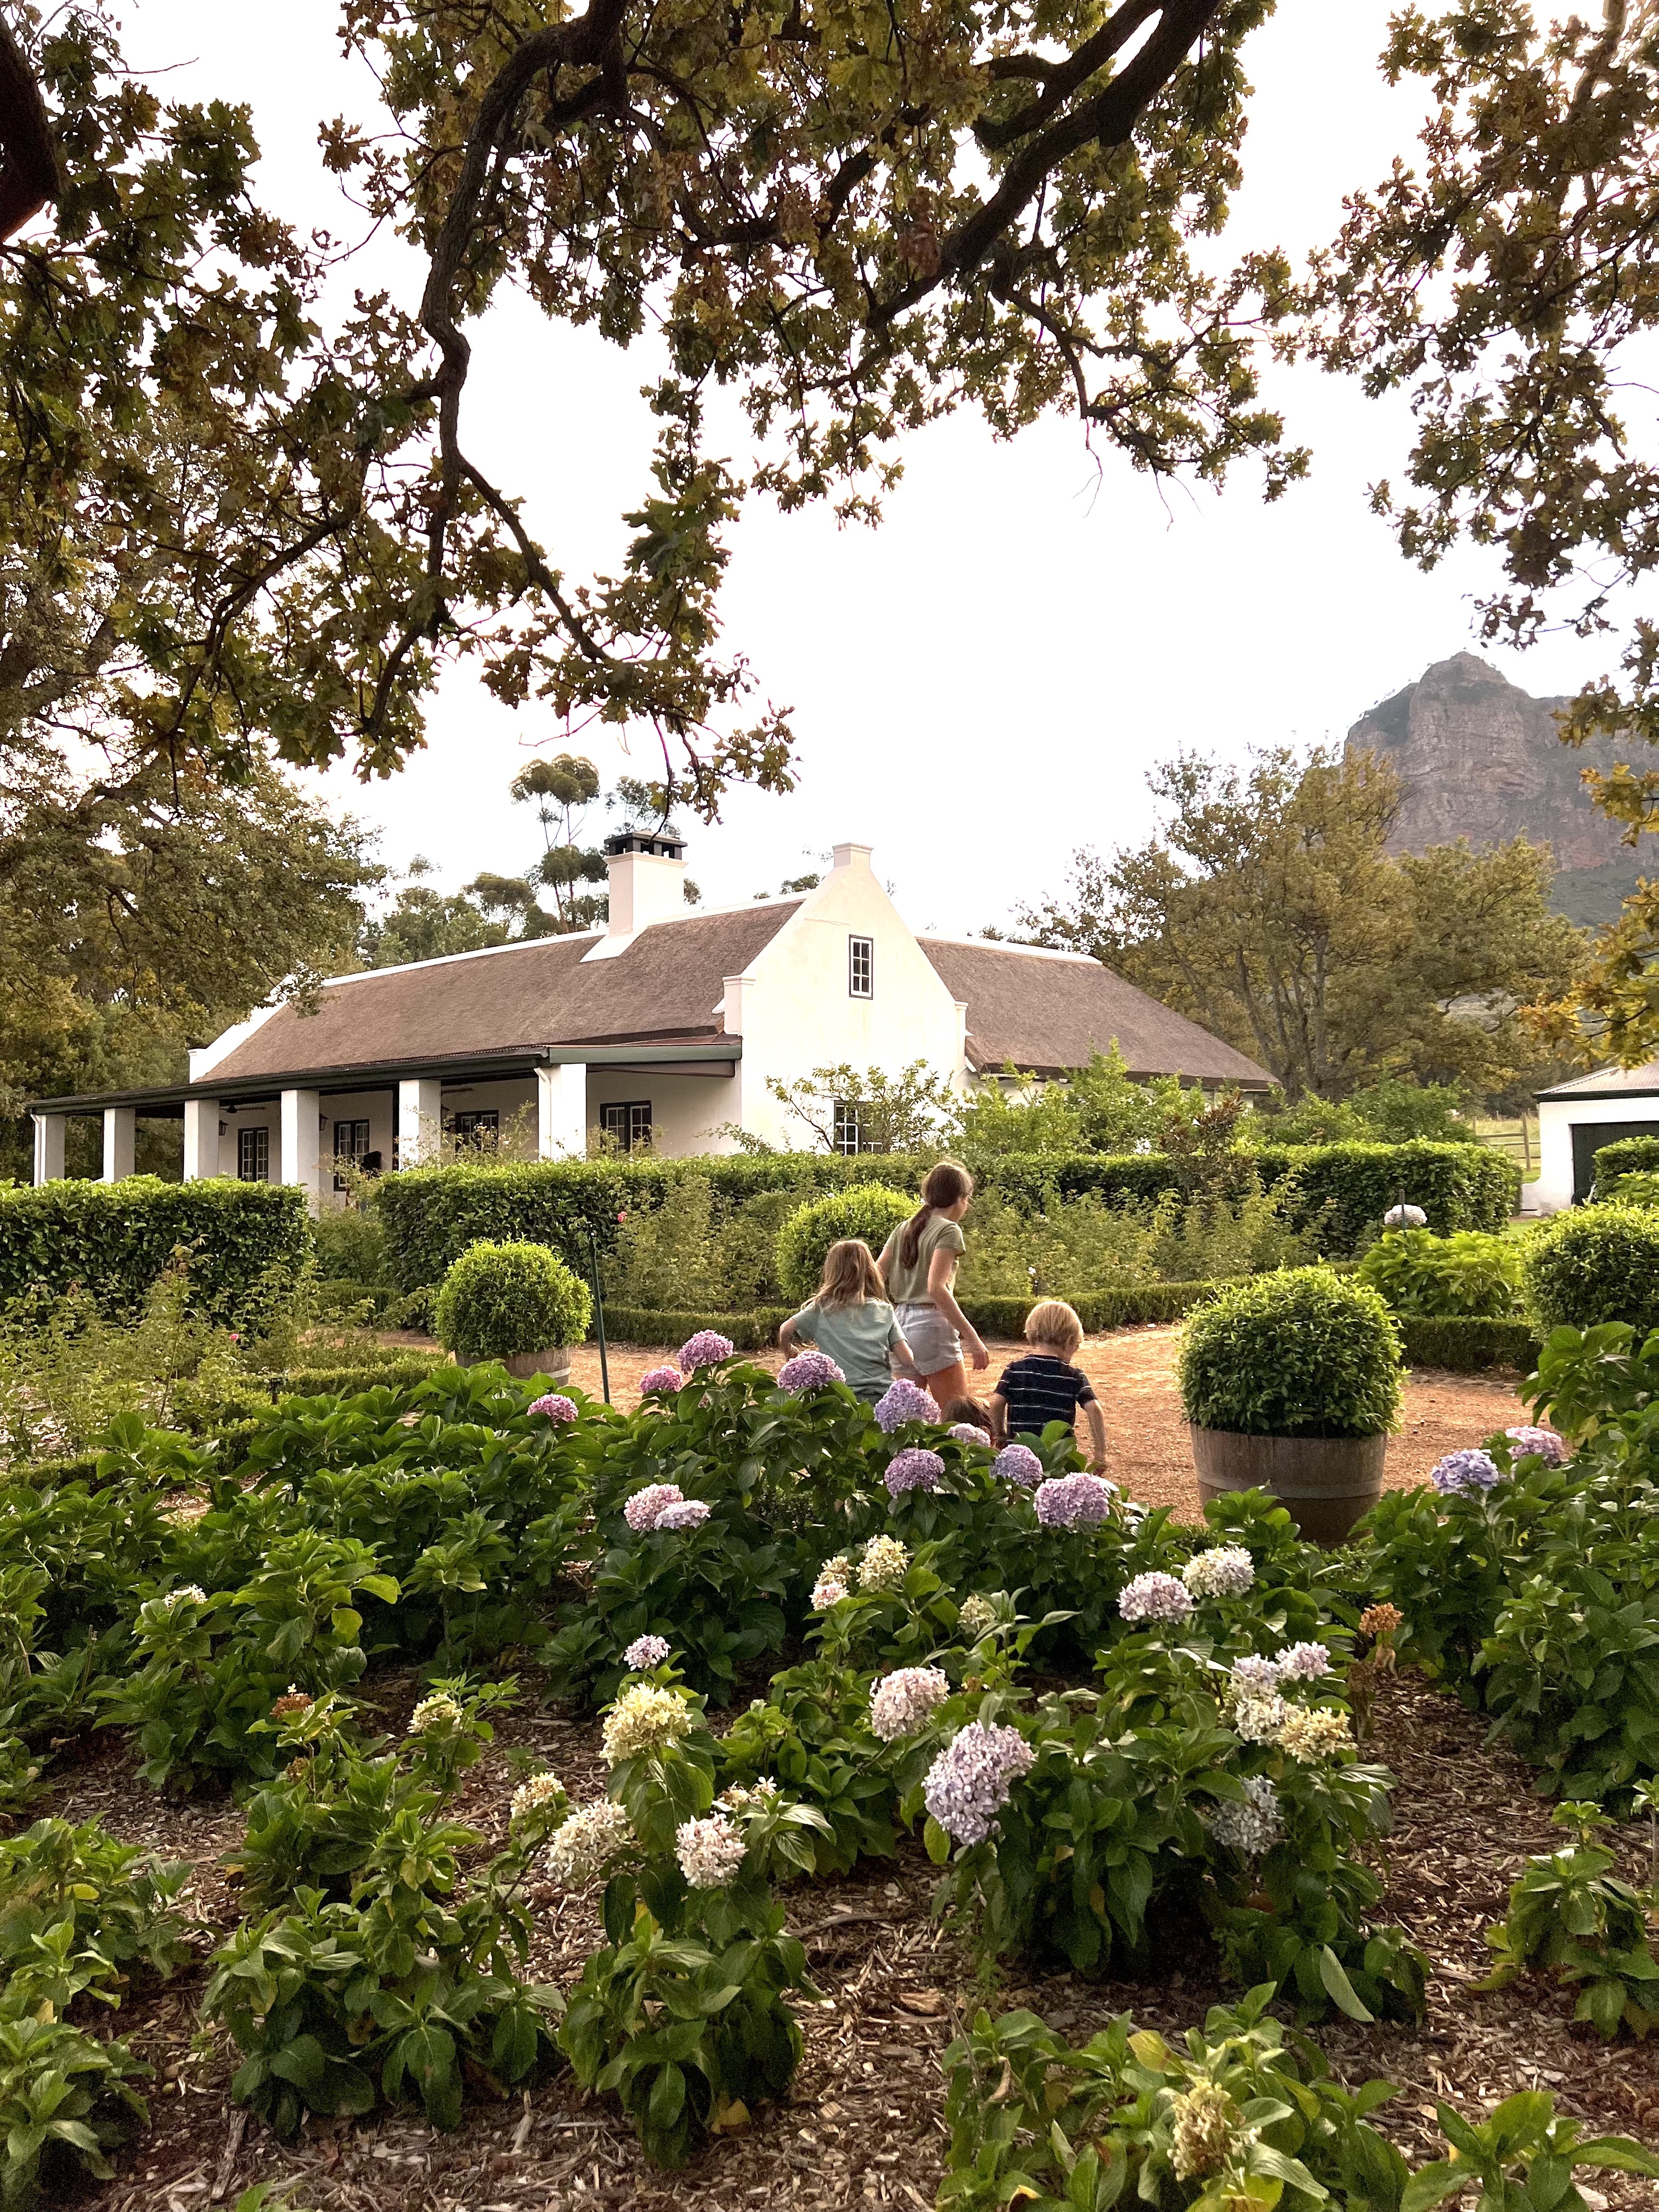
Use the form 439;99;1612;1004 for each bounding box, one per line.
849;935;873;998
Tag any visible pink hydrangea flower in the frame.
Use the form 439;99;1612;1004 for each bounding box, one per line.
874;1379;936;1431
950;1422;991;1444
624;1483;683;1532
923;1721;1035;1845
623;1634;671;1671
1505;1424;1567;1467
1118;1571;1195;1626
777;1350;845;1392
637;1364;684;1395
655;1499;712;1531
885;1447;944;1497
678;1330;735;1369
994;1443;1043;1487
528;1393;578;1423
1033;1472;1118;1528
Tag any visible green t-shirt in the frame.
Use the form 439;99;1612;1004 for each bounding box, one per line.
789;1296;904;1403
879;1213;966;1306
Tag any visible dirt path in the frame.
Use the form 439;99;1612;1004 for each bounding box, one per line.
558;1328;1531;1520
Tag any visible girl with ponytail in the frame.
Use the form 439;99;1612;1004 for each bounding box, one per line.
877;1159;988;1408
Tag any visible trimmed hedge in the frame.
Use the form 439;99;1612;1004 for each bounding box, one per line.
434;1239;592;1362
1523;1203;1659;1338
0;1175;310;1328
775;1186;914;1304
376;1140;1520;1290
1395;1316;1542;1374
1589;1133;1659;1197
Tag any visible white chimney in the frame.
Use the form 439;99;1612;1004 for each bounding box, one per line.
832;841;873;874
604;827;687;937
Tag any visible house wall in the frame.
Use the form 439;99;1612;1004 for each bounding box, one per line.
586;1069;738;1155
727;847;966;1153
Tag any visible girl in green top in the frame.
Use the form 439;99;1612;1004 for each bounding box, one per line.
877;1158;989;1409
778;1239;919;1404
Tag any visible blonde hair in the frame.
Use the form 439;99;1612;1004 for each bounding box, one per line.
1025;1299;1084;1357
897;1159;974;1270
818;1238;887;1310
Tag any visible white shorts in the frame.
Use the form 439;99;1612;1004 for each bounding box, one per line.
895;1302;961;1376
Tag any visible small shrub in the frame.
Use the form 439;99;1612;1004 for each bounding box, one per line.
1523;1204;1659;1338
433;1240;592;1362
1356;1227;1524;1318
1588;1133;1659;1197
1601;1169;1659;1206
1480;1805;1659;2039
775;1187;914;1305
1178;1268;1403;1438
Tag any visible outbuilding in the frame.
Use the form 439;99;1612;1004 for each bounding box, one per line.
1527;1059;1659;1211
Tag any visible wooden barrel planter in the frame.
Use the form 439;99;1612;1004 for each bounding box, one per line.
1189;1427;1387;1546
465;1346;572;1383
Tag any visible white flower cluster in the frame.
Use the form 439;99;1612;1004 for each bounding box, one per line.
1170;2082;1243;2181
717;1777;781;1816
655;1499;712;1531
675;1812;748;1888
601;1683;692;1764
409;1692;462;1735
1201;1774;1283;1858
510;1770;563;1824
1277;1705;1352;1764
857;1535;910;1593
167;1585;207;1607
868;1666;950;1743
957;1594;998;1644
622;1634;671;1672
1118;1571;1195;1626
1275;1641;1333;1683
624;1483;683;1531
811;1555;853;1610
546;1797;634;1884
1181;1546;1255;1599
1230;1692;1288;1745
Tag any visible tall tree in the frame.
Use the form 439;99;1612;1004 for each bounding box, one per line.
1017;746;1588;1103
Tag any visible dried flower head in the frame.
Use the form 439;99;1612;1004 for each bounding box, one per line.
874;1379;936;1432
1358;1602;1403;1638
885;1447;944;1498
510;1770;564;1823
994;1443;1043;1487
857;1534;911;1592
270;1690;314;1723
528;1393;578;1423
1118;1571;1195;1626
546;1797;633;1884
1170;2081;1242;2181
624;1483;684;1532
678;1330;735;1370
1181;1546;1255;1599
675;1812;747;1888
409;1692;462;1734
1277;1704;1353;1764
868;1666;950;1742
601;1684;692;1764
957;1594;998;1644
622;1634;671;1672
637;1364;684;1395
777;1350;845;1392
922;1720;1035;1845
1035;1473;1118;1529
1431;1447;1503;1496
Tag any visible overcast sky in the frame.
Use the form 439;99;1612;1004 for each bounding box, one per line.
128;0;1606;939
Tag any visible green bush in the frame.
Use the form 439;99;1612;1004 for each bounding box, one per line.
1523;1204;1659;1337
0;1177;309;1328
1598;1169;1659;1207
309;1205;386;1285
433;1240;592;1362
1589;1133;1659;1197
1178;1268;1403;1438
1396;1317;1541;1374
774;1186;915;1304
1356;1227;1524;1318
1252;1138;1519;1245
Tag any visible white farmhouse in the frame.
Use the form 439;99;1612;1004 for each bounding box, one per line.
29;833;1271;1207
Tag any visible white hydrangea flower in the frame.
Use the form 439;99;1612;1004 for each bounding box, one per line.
856;1534;911;1593
1171;2083;1246;2181
957;1594;998;1644
510;1770;563;1823
1200;1774;1283;1857
1277;1705;1352;1764
546;1797;634;1883
1229;1692;1288;1745
1181;1546;1255;1599
868;1666;950;1743
601;1683;692;1764
1275;1640;1333;1683
167;1585;207;1607
718;1777;781;1816
675;1812;747;1888
409;1692;462;1735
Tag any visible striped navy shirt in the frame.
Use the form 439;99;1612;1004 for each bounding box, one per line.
995;1353;1097;1437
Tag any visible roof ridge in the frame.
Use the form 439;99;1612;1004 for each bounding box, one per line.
919;933;1098;966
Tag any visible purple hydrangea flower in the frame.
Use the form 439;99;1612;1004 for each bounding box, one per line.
994;1443;1044;1487
623;1634;670;1671
874;1379;936;1432
1229;1654;1282;1695
1276;1640;1333;1683
886;1447;945;1498
1034;1472;1118;1528
655;1499;712;1531
923;1720;1035;1846
637;1365;684;1395
1505;1424;1567;1467
528;1393;578;1423
678;1330;735;1370
1118;1571;1195;1627
1431;1447;1504;1497
950;1422;991;1445
777;1350;845;1393
624;1483;683;1532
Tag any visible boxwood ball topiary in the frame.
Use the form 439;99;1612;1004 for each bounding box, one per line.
433;1239;592;1364
775;1186;916;1306
1522;1203;1659;1338
1178;1266;1403;1440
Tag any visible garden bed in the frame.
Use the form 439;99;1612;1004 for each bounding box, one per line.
57;1664;1659;2212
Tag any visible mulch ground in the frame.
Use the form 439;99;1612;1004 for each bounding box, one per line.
61;1331;1634;2212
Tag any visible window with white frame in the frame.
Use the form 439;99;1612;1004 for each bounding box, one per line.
832;1099;866;1155
849;934;873;997
600;1100;653;1152
333;1119;371;1192
450;1109;500;1150
238;1125;269;1182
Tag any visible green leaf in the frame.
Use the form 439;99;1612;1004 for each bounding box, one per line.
1318;1946;1374;2023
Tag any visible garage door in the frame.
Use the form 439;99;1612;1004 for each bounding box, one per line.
1571;1118;1659;1202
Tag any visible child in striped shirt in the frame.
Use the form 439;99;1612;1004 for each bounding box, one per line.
990;1300;1106;1471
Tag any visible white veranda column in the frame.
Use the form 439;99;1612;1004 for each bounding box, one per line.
31;1113;65;1186
102;1105;136;1183
182;1099;221;1181
537;1064;587;1159
280;1088;323;1214
397;1077;444;1167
